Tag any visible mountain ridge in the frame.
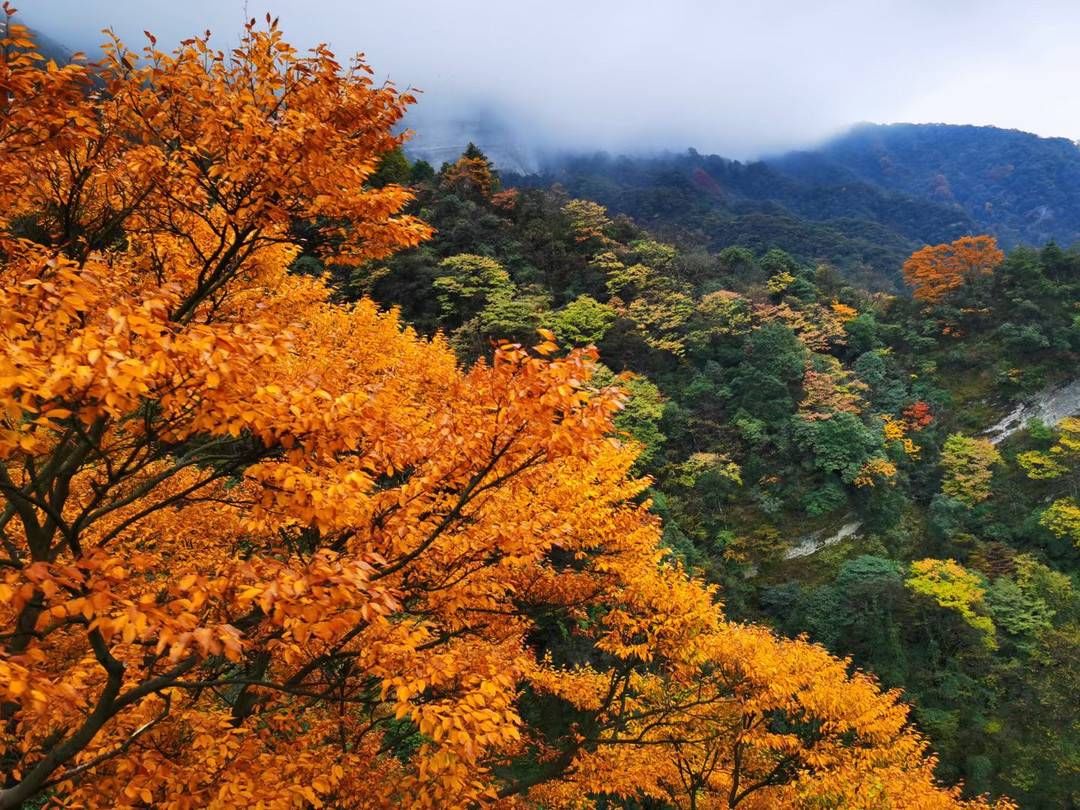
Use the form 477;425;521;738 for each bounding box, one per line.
501;123;1080;287
773;122;1080;247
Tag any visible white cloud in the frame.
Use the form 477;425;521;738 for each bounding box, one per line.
24;0;1080;158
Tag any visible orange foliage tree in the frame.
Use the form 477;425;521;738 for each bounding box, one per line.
902;235;1004;303
0;14;1011;809
440;144;498;200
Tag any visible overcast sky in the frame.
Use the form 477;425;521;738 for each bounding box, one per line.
21;0;1080;159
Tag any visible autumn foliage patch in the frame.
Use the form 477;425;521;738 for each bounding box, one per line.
0;11;1011;808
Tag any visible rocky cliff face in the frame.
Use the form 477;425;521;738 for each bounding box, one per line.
983;377;1080;445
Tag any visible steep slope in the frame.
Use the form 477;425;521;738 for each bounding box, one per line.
510;124;1080;288
510;149;974;288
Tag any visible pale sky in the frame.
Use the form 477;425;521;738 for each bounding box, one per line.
21;0;1080;158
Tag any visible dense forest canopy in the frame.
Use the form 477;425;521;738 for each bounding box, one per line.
2;9;1079;810
354;143;1080;807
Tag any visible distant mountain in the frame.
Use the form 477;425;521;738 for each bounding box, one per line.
506;149;967;289
774;123;1080;248
506;124;1080;288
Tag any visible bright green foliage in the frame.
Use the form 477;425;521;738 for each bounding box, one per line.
628;238;679;271
1018;417;1080;547
766;270;796;295
562;199;613;245
624;290;696;355
432;254;513;322
986;577;1054;640
1013;554;1076;616
1019;417;1080;481
617;375;667;466
548;295;616;346
605;262;656;298
687;290;755;352
941;434;1002;506
906;559;997;649
669;451;743;489
591;366;667;470
473;288;548;335
581;235;697;355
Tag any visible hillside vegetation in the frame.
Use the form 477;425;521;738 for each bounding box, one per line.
360;142;1080;807
509;124;1080;290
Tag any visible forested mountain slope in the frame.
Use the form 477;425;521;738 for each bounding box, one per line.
508;124;1080;290
779;123;1080;248
354;145;1080;807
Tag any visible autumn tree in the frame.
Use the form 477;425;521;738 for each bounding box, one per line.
0;15;1011;810
432;254;515;325
440;143;499;199
547;294;616;346
941;434;1002;506
585;230;697;356
906;559;997;649
903;235;1004;303
562;199;614;247
799;356;868;421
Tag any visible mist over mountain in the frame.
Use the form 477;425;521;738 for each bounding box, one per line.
403;107;543;175
23;0;1080;160
18;16;1080;287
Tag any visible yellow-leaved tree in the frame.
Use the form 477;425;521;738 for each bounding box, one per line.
1018;417;1080;547
0;12;1011;809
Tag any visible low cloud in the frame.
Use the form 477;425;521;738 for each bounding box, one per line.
24;0;1080;160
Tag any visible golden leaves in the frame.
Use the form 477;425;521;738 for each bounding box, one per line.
906;559;997;648
853;456;898;488
941;433;1002;505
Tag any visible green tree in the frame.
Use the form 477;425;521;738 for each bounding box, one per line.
368;147;412;187
548;294;616;346
432;254;514;325
793;411;883;484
